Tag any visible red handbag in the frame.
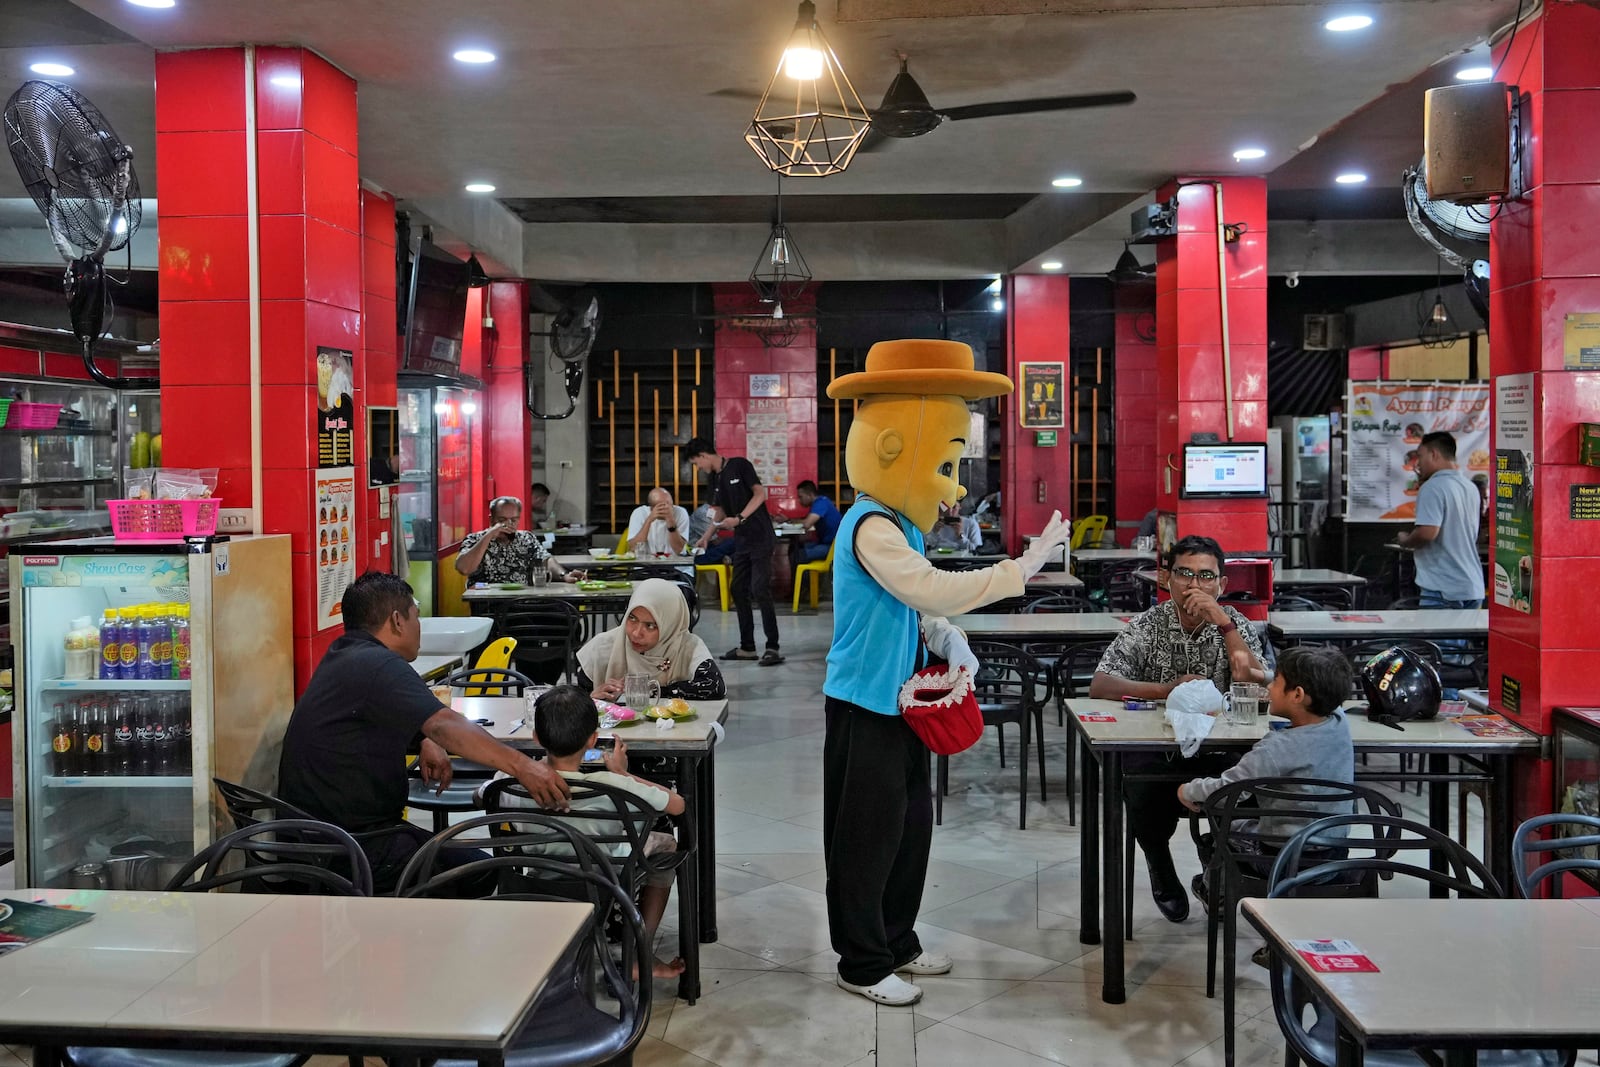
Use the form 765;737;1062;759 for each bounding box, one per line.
897;664;984;755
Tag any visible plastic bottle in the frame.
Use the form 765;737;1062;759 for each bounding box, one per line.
99;611;120;680
149;604;171;678
171;604;191;681
135;605;160;681
109;695;136;775
116;608;138;680
63;616;96;680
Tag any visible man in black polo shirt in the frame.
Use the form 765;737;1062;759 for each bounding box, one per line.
686;436;783;665
278;571;569;892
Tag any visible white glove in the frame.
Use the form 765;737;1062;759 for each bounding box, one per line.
1018;510;1071;578
923;616;980;677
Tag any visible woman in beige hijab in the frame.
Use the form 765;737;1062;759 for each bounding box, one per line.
576;578;725;701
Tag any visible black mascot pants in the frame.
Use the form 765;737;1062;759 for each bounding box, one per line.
823;696;932;986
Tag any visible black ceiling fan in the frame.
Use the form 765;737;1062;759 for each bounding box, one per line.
717;54;1135;151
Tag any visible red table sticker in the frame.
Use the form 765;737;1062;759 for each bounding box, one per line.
1289;939;1380;972
1080;714;1118;722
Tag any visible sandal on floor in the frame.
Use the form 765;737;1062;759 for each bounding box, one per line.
758;650;785;666
723;647;759;661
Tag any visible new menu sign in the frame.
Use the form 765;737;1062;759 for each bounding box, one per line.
1343;381;1491;523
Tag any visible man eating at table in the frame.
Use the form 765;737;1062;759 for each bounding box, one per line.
278;571;571;893
1088;534;1268;922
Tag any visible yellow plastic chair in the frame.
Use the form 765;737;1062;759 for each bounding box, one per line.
1070;514;1109;551
697;559;732;612
461;636;517;697
615;532;628;555
792;541;837;613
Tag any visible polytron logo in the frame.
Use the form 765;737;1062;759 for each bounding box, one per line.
21;556;59;566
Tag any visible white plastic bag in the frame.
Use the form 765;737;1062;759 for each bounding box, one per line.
1164;679;1225;757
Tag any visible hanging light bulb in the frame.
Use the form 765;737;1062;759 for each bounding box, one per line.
745;1;872;177
1418;258;1458;348
750;176;813;303
771;235;791;266
773;302;786;320
1430;299;1449;325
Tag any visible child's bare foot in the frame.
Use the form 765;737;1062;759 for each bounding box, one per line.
652;956;686;978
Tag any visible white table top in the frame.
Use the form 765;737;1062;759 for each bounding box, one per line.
1274;568;1367;585
463;581;638;601
410;654;460;679
1073;548;1157;562
927;549;1009;563
456;694;728;751
0;891;589;1050
1027;571;1085;589
1269;609;1487;638
1243;898;1600;1044
1067;697;1538;752
952;612;1135;637
552;553;693;570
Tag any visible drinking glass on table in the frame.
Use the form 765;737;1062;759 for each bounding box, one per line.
621;674;660;709
1227;682;1266;725
531;566;550;588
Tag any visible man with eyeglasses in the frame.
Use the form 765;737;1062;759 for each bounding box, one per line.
1089;534;1268;922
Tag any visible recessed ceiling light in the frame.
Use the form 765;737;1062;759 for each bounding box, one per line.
30;62;74;77
1455;66;1494;81
453;49;496;64
126;0;176;7
1232;147;1267;161
1040;261;1064;271
268;74;301;89
464;182;496;194
1324;14;1373;31
1051;176;1083;188
1335;172;1368;184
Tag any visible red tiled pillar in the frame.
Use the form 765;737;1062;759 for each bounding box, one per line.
710;284;818;517
1004;274;1070;554
481;282;533;510
156;47;368;692
1487;2;1600;811
1114;291;1159;533
1154;177;1269;551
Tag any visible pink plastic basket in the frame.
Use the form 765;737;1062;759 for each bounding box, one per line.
108;498;221;540
5;402;61;429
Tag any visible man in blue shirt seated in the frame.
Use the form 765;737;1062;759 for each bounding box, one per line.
795;480;842;563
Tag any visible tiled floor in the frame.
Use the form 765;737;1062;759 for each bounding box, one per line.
2;606;1587;1066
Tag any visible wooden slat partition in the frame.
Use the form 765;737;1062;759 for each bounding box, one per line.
607;400;617;529
652;389;661;490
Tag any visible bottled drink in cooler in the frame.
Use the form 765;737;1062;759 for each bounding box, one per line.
49;702;76;776
135;606;159;681
150;695;174;775
171;604;191;681
80;698;108;776
99;610;120;679
177;695;192;773
109;695;136;775
116;608;138;680
150;604;171;678
63;617;98;680
133;694;156;775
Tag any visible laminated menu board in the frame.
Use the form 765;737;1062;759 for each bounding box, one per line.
315;467;356;630
1343;381;1490;523
1017;362;1065;429
0;899;94;955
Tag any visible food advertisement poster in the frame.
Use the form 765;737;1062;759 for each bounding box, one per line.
1017;362;1065;429
315;346;356;468
314;467;356;630
1493;373;1535;613
1343;381;1491;523
745;397;790;490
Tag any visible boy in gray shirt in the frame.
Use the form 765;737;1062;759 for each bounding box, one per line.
1178;645;1355;839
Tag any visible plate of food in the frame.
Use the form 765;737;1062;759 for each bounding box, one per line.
499;582;526;591
644;698;698;722
934;547;956;554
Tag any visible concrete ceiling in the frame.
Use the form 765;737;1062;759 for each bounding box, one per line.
0;0;1521;281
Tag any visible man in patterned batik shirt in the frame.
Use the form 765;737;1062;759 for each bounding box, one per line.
1089;534;1268;923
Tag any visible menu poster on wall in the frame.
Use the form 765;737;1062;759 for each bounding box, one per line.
315;346;356;468
1343;381;1491;523
1563;313;1600;370
1494;373;1536;613
314;467;356;630
1017;362;1066;429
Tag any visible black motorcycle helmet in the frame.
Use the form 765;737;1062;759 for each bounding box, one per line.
1359;646;1442;725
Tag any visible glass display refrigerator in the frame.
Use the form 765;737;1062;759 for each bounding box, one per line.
1553;707;1600;890
8;534;293;888
397;377;480;615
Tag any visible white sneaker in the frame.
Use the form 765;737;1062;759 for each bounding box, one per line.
836;972;923;1005
894;952;953;976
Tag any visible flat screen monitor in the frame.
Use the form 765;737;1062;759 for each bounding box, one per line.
402;241;470;374
1181;442;1269;499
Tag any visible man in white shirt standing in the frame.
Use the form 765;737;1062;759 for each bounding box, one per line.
626;487;691;557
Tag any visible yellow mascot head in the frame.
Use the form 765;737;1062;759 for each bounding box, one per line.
827;339;1013;532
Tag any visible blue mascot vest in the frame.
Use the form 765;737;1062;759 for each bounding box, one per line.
823;497;925;716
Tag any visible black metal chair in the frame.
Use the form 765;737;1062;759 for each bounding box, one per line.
1099;559;1150;612
212;778;410;893
936;640;1048;829
1262;815;1575;1067
1189;779;1402;1067
1275;586;1355;611
1512;813;1600;899
1024;593;1095;614
1270;594;1330;612
443;665;533;696
396;813;651;1067
1051;640;1113;826
499;604;583;684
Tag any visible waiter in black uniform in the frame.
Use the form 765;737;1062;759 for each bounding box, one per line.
686;437;783;665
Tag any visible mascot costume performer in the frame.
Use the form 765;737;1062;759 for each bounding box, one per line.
822;339;1071;1005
